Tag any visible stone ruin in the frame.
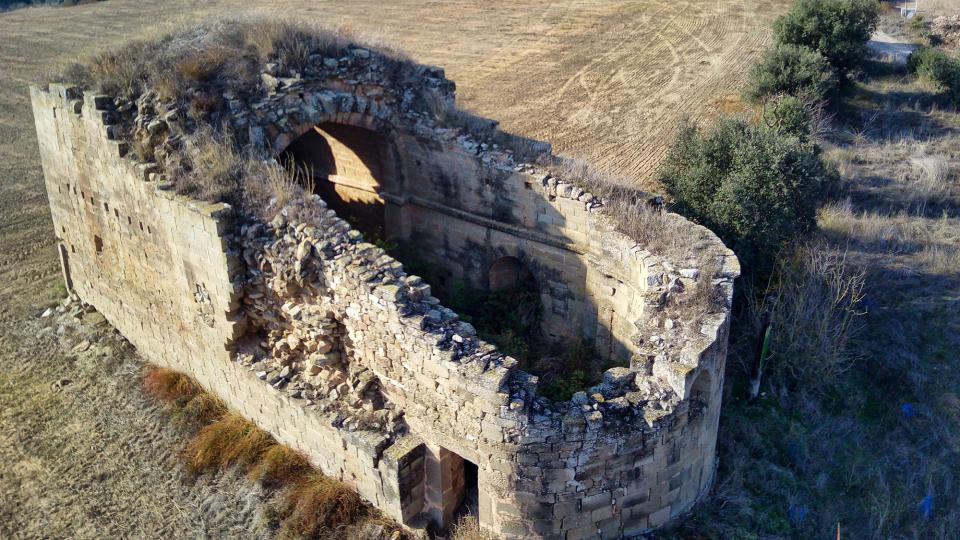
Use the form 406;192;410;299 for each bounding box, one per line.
31;42;739;540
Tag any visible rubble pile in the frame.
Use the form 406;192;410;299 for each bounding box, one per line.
931;15;960;48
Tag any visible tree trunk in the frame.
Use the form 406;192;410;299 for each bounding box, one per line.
748;312;772;401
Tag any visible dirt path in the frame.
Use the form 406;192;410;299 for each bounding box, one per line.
868;29;920;64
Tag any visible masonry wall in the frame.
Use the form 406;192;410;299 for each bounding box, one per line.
240;201;733;539
34;72;739;540
276;111;650;363
31;85;417;523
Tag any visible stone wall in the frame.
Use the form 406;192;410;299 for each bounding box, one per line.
33;44;739;539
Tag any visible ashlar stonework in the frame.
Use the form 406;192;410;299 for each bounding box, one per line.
32;45;738;539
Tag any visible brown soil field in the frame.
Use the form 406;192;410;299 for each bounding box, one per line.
0;2;792;536
4;1;960;539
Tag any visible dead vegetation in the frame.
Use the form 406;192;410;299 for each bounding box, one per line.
56;17;411;106
175;124;316;221
744;241;867;395
541;155;715;264
449;515;498;540
672;16;960;537
142;365;405;540
279;473;366;539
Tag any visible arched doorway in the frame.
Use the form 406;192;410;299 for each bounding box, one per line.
280;122;395;242
488;256;522;291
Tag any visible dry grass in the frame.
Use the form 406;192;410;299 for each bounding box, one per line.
279;473;366;539
184;412;275;474
450;515;497;540
819;201;960;275
173;124;320;221
247;445;312;489
177;391;228;428
143;366;200;404
176;126;245;201
541;155;709;264
56;16;412;105
140;366;404;538
143;366;225;426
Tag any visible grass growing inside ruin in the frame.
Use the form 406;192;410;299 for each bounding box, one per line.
56;17;411;110
389;241;615;400
450;515;498;540
142;366;406;540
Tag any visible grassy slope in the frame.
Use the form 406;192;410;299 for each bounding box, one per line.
668;26;960;540
0;312;276;538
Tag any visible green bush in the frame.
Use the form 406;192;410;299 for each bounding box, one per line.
773;0;881;76
658;118;831;281
744;44;837;103
908;47;960;104
761;94;814;141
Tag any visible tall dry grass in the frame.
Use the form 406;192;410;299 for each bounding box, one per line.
450;515;498;540
819;201;960;275
184;412;275;474
541;155;709;264
57;17;412;104
280;473;366;539
748;241;867;393
141;366;405;539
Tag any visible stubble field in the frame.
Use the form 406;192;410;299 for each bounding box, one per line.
0;1;793;536
3;1;960;539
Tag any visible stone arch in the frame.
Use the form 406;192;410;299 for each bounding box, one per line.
276;112;404;244
488;255;522;291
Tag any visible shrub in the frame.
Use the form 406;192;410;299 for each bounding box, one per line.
773;0;881;76
444;281;543;364
536;338;600;402
749;242;866;393
658;118;831;281
908;47;960;104
280;473;366;538
184;413;275;474
143;367;200;406
761;94;814;141
744;44;837;103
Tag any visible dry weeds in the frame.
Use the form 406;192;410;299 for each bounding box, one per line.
142;365;404;539
748;241;867;393
542;155;711;265
247;445;312;490
279;473;366;539
57;16;412;105
184;413;275;474
450;515;498;540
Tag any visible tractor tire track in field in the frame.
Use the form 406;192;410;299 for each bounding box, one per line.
0;1;790;535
